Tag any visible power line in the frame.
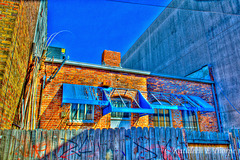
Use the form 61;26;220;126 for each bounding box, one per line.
106;0;240;17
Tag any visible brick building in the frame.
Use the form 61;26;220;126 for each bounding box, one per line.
0;0;47;129
36;50;220;132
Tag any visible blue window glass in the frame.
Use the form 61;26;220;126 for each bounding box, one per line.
111;98;131;118
70;104;94;121
182;109;198;131
152;101;171;127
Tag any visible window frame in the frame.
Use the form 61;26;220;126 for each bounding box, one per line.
69;103;94;123
181;109;199;131
151;101;172;128
110;97;132;120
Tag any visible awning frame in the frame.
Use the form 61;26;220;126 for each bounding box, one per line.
102;88;154;116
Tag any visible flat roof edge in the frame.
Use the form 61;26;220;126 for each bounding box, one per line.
45;58;214;84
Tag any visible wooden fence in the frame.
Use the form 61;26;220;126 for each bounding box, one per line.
0;127;239;160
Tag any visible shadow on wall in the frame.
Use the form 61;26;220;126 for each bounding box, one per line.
39;87;66;130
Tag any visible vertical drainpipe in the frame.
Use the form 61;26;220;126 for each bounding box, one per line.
212;83;222;132
208;64;223;132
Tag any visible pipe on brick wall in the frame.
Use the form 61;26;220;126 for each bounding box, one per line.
45;59;214;84
212;83;222;132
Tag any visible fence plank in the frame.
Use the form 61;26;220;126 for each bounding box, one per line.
181;129;188;160
25;130;32;160
59;130;66;159
160;127;166;159
47;130;53;160
101;128;107;159
137;127;143;159
70;130;76;160
143;127;149;159
176;128;182;160
83;129;89;160
0;129;3;160
125;129;131;160
233;129;240;160
30;130;36;160
12;130;21;160
8;129;16;160
94;129;100;160
66;130;71;160
76;129;82;160
108;128;114;160
171;127;177;160
131;127;137;160
52;130;59;159
18;130;26;160
73;129;79;159
114;128;120;160
72;129;77;159
2;130;11;160
166;127;172;160
120;127;126;160
154;127;161;159
149;127;156;159
34;129;42;159
89;129;94;160
49;130;54;160
44;130;49;159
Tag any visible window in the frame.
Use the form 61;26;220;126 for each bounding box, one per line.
182;109;198;131
152;101;172;127
111;98;131;119
70;104;94;122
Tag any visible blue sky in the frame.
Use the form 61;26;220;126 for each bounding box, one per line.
47;0;172;64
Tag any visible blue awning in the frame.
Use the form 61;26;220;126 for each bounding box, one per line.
151;105;179;110
102;89;154;116
62;84;109;105
188;96;215;112
149;92;215;112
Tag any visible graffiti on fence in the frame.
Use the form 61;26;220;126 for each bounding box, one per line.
125;135;184;160
6;132;185;160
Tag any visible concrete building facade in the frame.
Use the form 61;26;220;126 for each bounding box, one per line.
122;0;240;131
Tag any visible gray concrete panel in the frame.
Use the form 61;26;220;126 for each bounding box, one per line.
122;0;240;131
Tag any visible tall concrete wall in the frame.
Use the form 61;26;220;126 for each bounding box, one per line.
122;0;240;131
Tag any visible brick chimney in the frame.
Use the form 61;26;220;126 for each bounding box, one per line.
101;50;121;67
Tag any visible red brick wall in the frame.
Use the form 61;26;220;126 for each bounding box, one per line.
147;77;218;132
36;62;218;132
36;63;148;130
101;50;121;67
0;0;40;129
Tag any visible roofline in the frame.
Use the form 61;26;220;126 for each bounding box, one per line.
45;58;214;84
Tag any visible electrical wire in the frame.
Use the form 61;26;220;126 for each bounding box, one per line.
106;0;240;17
215;81;240;115
209;66;240;115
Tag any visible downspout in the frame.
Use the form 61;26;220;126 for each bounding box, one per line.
212;83;222;132
37;75;45;129
47;57;68;82
208;64;223;132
